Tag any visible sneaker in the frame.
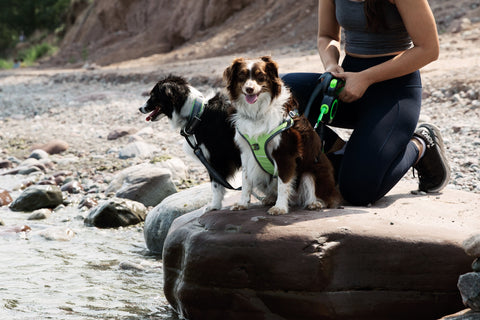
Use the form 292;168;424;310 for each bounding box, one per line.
413;123;451;193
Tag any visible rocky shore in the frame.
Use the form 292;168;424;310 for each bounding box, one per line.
1;25;479;318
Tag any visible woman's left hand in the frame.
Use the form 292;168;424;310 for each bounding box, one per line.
331;71;372;103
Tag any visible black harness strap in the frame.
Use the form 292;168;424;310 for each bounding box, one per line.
180;99;240;191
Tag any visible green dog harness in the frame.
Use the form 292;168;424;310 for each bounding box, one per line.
238;115;294;176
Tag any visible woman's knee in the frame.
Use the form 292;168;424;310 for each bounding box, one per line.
337;169;382;206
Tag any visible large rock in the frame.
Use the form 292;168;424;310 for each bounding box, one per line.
84;197;147;228
144;183;213;255
9;185;63;212
162;183;480;320
106;164;177;207
459;273;480;311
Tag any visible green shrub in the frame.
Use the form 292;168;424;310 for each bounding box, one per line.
0;59;13;69
18;43;57;66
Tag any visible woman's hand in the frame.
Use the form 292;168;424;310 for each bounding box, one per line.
331;71;373;103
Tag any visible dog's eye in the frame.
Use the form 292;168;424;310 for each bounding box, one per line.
256;73;266;82
238;71;248;81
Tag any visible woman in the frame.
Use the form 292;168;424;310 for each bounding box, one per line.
282;0;450;206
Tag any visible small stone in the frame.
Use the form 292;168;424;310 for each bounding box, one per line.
27;208;52;220
472;258;480;272
119;261;145;271
0;189;13;207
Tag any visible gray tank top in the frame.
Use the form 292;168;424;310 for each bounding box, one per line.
335;0;412;55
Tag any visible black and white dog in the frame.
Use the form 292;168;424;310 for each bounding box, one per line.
139;75;241;211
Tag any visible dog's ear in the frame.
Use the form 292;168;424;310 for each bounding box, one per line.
261;56;279;79
223;58;244;84
261;56;282;97
223;58;245;98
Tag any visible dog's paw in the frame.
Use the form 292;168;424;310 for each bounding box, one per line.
204;205;220;213
261;194;277;206
231;203;248;211
306;200;326;211
267;206;288;215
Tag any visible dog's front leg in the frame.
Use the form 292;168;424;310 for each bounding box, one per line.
231;168;251;211
268;177;292;215
205;181;226;212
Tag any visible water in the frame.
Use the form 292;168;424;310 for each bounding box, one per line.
0;175;180;320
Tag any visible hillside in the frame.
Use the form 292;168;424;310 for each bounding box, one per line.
46;0;480;67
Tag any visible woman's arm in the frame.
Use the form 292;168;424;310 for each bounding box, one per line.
317;0;343;73
334;0;440;102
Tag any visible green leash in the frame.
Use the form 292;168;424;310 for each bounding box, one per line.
303;72;344;152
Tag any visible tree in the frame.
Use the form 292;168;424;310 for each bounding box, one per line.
0;0;70;54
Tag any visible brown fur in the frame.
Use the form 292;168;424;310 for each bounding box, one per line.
272;98;340;208
225;55;341;209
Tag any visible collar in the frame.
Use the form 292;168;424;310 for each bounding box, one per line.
181;98;205;136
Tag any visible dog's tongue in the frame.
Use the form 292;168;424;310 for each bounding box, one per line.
146;108;160;121
245;94;258;104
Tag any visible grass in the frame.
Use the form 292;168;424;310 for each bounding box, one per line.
0;59;13;69
0;42;57;69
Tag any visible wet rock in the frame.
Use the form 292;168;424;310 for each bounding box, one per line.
27;208;52;220
459;273;480;311
144;183;212;255
84;197;147;228
119;261;145;271
0;189;13;207
163;207;471;320
0;225;31;235
118;141;159;159
9;185;64;212
106;164;177;207
31;139;69;155
107;127;138;140
34;227;75;241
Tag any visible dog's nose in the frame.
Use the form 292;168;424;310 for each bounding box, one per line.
246;87;254;94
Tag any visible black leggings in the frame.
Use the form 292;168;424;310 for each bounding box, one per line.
282;55;422;205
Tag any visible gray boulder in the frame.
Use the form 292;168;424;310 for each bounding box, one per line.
84;197;147;228
464;234;480;258
118;141;159;159
106;164;177;207
144;183;212;255
459;273;480;311
9;185;63;212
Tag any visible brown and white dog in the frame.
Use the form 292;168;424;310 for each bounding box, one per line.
224;56;340;215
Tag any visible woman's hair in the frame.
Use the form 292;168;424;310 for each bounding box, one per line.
364;0;388;31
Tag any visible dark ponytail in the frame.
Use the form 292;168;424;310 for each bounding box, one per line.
364;0;388;31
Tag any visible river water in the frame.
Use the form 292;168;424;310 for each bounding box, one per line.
0;175;180;320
